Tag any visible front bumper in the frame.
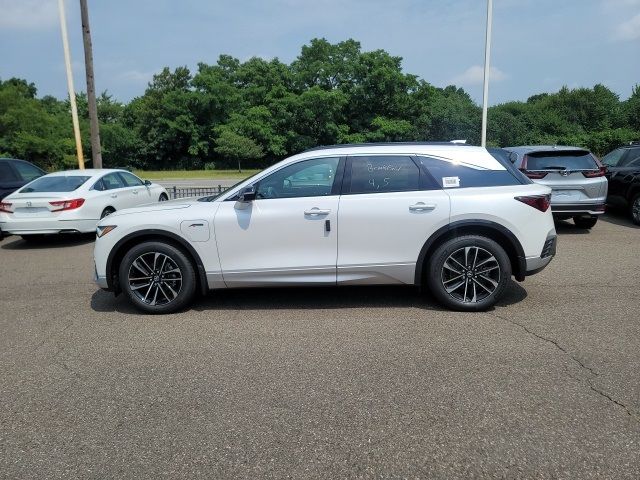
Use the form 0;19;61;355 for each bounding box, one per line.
94;263;110;290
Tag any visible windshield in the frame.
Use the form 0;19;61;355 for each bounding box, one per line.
197;170;263;202
525;150;598;170
20;175;91;193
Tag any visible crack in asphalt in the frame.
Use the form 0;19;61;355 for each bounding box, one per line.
491;311;638;422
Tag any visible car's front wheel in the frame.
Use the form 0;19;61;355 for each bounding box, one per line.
119;241;197;314
630;194;640;226
426;235;511;311
159;193;168;202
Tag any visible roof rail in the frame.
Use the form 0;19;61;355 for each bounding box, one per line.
302;141;474;153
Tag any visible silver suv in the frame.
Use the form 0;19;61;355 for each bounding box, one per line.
504;146;607;229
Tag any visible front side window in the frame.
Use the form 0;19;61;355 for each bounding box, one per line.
13;162;44;182
101;173;126;190
348;156;420;194
255;157;340;199
119;172;144;187
20;175;90;193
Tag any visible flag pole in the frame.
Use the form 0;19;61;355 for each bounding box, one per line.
57;0;85;169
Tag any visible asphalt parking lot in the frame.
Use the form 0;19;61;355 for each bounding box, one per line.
1;212;639;479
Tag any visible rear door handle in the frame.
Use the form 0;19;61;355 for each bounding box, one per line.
409;202;436;212
110;194;117;198
132;190;139;195
304;208;331;216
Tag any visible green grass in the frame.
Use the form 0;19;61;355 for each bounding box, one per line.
134;169;261;180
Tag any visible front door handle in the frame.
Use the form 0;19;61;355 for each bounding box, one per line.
132;190;139;195
409;202;436;212
304;208;331;216
110;194;118;198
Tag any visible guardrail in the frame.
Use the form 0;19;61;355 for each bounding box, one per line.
168;185;230;199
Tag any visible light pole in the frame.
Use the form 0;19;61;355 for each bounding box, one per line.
57;0;84;169
481;0;493;148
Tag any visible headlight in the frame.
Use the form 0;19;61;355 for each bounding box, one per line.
96;225;117;238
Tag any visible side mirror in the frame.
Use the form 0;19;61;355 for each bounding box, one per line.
239;186;256;202
509;152;517;164
144;179;152;186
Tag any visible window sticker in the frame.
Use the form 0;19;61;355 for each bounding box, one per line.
442;176;461;188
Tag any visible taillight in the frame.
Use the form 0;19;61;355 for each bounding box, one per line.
520;169;548;179
49;198;85;212
0;202;12;213
582;167;607;178
515;194;551;212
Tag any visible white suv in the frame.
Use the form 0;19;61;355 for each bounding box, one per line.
93;143;557;313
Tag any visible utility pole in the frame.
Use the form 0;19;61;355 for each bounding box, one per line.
57;0;84;169
481;0;493;148
80;0;102;168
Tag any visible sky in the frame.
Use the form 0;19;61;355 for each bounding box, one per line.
0;0;639;106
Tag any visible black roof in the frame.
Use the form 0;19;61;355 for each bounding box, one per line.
303;142;473;153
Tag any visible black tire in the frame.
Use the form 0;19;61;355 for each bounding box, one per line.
21;234;46;242
630;194;640;226
159;193;168;202
119;241;197;314
426;235;511;312
573;216;598;229
101;207;116;219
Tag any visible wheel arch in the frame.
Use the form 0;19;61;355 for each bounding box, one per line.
415;220;526;285
106;230;208;295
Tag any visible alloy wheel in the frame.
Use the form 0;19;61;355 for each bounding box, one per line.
440;246;501;303
128;252;183;306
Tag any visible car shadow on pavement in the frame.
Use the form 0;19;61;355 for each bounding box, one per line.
599;209;640;229
0;233;95;250
90;281;528;315
553;219;591;235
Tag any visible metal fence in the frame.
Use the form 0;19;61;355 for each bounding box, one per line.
168;185;230;200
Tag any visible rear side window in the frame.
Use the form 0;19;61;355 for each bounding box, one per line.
101;173;125;190
418;156;524;188
13;161;44;182
348;156;420;194
0;162;19;181
525;150;598;170
20;176;90;193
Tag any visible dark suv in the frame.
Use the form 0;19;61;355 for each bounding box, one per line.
0;158;45;200
601;143;640;225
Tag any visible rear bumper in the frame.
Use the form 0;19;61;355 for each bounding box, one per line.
524;232;557;277
0;218;98;235
551;202;606;216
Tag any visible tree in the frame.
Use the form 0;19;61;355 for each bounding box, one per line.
214;128;264;172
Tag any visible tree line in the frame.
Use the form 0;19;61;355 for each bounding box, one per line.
1;38;638;171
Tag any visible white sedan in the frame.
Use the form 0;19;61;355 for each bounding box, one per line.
0;169;168;240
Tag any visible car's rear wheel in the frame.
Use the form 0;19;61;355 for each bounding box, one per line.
426;235;511;311
573;215;598;229
101;207;115;219
630;194;640;226
119;241;197;314
159;193;168;202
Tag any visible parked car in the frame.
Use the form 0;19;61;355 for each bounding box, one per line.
601;142;640;225
503;145;607;229
0;158;45;200
94;143;557;314
0;169;168;241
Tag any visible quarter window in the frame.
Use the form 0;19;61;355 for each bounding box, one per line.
348;156;420;194
255;157;340;199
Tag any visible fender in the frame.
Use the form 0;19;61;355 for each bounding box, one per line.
106;229;209;295
414;219;527;284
